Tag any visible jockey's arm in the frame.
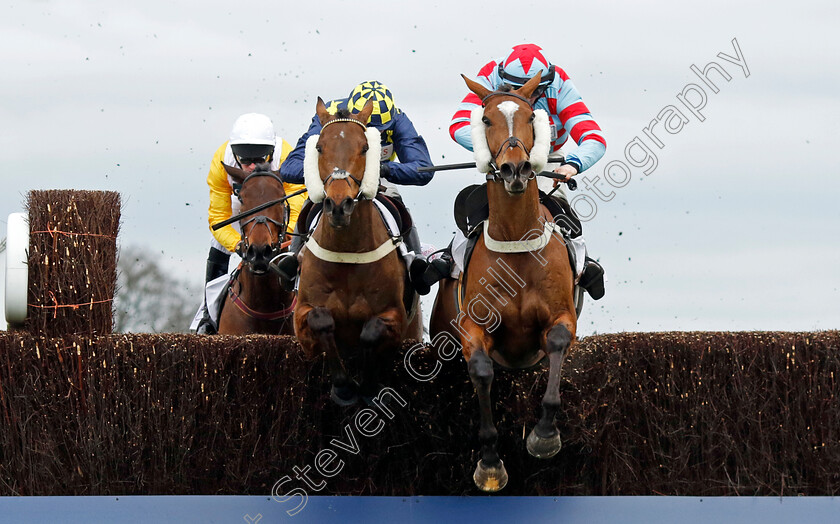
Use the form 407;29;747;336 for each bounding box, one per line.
551;77;607;176
207;143;240;253
274;138;307;234
279;116;322;185
384;112;434;186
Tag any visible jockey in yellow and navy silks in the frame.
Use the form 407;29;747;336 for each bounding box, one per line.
275;81;437;294
194;113;307;334
280;81;433;186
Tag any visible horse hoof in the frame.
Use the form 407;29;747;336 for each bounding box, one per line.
473;460;508;492
330;385;359;407
526;427;562;459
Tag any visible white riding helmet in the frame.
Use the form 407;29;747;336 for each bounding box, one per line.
229;113;276;159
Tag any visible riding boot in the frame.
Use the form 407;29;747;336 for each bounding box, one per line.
403;224;433;296
270;232;305;292
578;257;606;300
196;248;230;335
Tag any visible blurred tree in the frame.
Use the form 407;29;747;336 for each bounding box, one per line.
114;245;201;333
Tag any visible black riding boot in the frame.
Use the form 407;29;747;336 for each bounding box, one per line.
403;225;435;296
547;192;606;300
579;257;605;300
196;248;230;335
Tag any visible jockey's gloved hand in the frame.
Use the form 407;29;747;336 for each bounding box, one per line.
379;162;391;180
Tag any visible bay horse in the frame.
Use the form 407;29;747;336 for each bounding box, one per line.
430;73;577;491
294;98;422;405
217;165;296;335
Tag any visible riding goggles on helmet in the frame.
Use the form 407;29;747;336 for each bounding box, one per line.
497;63;556;90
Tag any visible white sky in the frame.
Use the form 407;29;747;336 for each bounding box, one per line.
2;0;838;334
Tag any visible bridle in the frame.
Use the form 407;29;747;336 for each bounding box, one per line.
480;91;536;182
317;117;371;211
236;170;290;267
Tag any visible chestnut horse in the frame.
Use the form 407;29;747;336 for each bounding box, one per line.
217;166;296;335
294;98;422;405
430;74;577;491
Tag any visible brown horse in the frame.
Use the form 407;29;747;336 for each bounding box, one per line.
217;166;296;335
430;73;577;491
294;98;422;405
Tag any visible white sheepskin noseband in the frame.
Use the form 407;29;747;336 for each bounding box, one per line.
470;106;492;173
469;106;552;174
530;109;550;173
303;123;382;203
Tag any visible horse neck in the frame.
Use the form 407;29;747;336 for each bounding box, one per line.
486;181;544;241
236;268;290;309
314;199;390;252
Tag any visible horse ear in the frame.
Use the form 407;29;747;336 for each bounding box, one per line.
316;97;330;125
222;163;248;184
355;100;374;126
462;74;491;100
516;72;543;99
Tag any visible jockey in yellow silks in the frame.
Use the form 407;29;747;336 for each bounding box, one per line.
194;113;307;334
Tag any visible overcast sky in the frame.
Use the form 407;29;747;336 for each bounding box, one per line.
1;0;838;335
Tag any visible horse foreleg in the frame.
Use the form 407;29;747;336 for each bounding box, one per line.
306;307;358;406
463;324;507;492
358;309;404;401
527;321;573;459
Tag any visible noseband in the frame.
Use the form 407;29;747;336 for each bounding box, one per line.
481;91;536;182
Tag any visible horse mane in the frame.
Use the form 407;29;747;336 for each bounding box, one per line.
334;107;352;119
497;83;514;93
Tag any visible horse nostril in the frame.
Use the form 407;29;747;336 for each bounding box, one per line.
519;161;532;177
246;245;256;261
324;198;335;214
262;245;273;258
500;162;515;181
340;197;356;215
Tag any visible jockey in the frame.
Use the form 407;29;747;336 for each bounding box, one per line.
275;80;437;294
441;43;606;300
194;113;307;334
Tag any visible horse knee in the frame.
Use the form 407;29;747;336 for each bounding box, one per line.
468;351;494;388
307;307;334;334
546;324;572;355
360;317;388;348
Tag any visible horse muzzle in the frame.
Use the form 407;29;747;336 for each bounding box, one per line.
499;160;534;194
243;243;276;275
323;196;358;229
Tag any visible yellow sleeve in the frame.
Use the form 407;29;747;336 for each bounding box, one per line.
207;142;241;252
277;138;309;233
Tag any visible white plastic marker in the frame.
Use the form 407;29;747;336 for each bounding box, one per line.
5;212;29;325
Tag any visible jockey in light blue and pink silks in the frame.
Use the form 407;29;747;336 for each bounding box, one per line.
449;43;606;175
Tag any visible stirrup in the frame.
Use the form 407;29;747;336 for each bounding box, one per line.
270;252;299;281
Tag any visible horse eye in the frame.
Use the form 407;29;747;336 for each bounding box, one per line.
482;116;491;126
361;144;369;154
316;144;323;153
529;113;536;122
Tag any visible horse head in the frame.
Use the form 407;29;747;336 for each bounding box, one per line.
304;97;381;229
462;73;550;195
236;165;288;274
